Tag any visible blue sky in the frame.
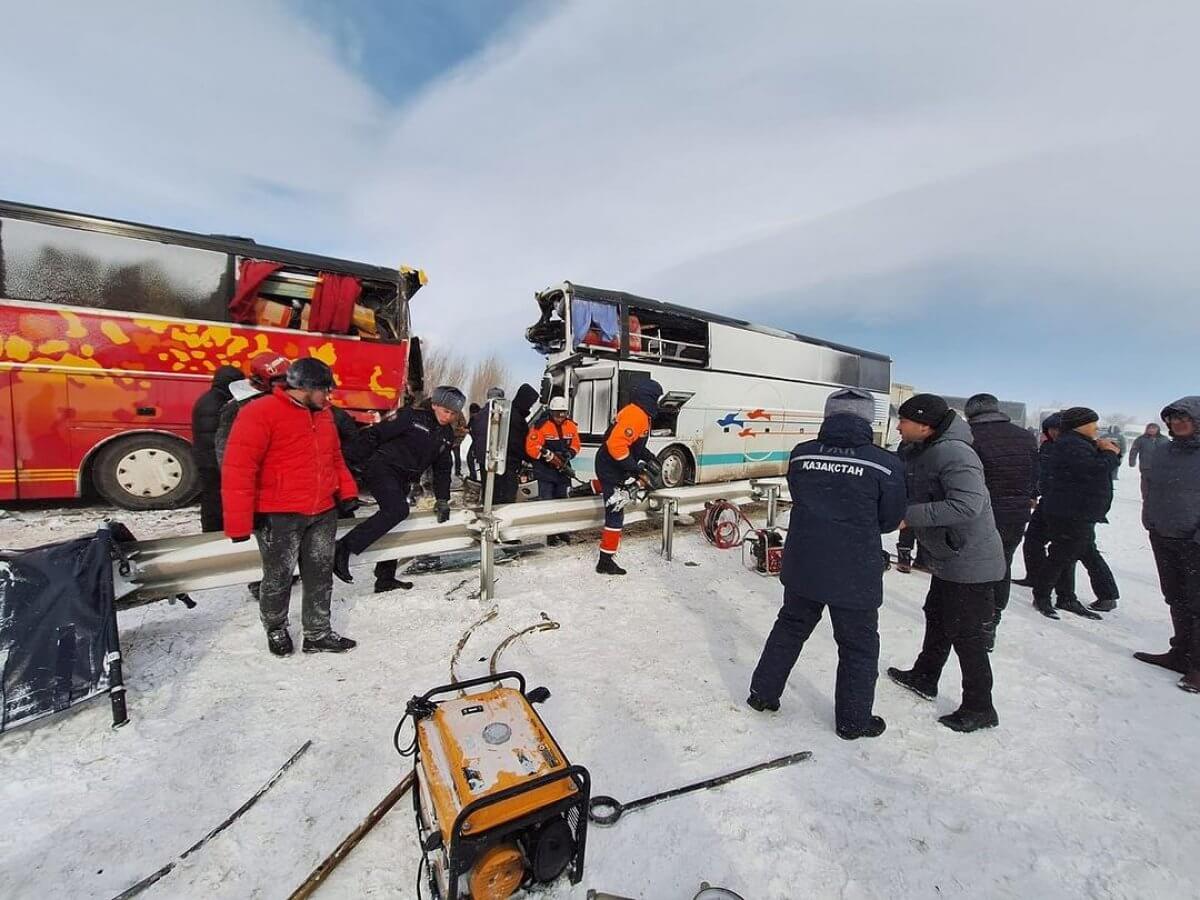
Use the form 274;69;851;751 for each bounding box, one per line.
1;1;1194;424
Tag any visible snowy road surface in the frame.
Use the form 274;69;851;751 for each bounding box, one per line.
0;475;1196;899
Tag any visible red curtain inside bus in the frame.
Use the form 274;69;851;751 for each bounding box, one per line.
309;273;361;334
229;260;284;323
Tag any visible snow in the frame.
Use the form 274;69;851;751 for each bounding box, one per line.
1;476;1197;900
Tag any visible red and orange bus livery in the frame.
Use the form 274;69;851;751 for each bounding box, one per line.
0;200;424;509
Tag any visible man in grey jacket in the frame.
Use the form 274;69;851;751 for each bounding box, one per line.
886;394;1006;732
1129;422;1170;507
1135;397;1200;694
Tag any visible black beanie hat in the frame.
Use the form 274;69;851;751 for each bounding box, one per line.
898;393;950;427
1059;406;1099;431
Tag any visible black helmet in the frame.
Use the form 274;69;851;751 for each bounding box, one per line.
286;358;335;391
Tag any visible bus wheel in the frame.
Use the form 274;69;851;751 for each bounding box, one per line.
657;446;694;489
93;435;198;510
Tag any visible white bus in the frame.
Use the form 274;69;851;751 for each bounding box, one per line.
525;282;892;488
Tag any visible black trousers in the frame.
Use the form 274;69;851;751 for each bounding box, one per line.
492;469;520;505
451;444;462;476
254;510;337;639
1024;510;1119;603
991;521;1027;616
343;460;411;556
1149;531;1200;668
750;591;880;730
912;577;995;712
1033;517;1119;604
198;466;223;533
537;478;569;501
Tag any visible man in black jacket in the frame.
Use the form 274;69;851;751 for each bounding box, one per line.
334;385;463;592
1135;397;1200;693
965;393;1039;650
1030;407;1121;620
492;384;539;505
1130;422;1170;507
469;388;503;483
748;390;906;739
191;366;243;532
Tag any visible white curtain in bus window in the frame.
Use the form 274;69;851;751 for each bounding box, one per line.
570;297;620;349
0;218;230;320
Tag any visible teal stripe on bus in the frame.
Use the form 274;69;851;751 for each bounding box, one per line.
698;451;791;466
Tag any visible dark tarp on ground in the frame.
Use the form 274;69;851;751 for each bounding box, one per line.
0;523;132;733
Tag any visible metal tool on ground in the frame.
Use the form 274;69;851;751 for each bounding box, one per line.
287;772;416;900
586;883;745;900
700;499;785;576
113;740;312;899
398;671;590;900
488;614;560;676
587;750;812;827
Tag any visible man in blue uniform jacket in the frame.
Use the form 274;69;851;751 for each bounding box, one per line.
748;389;906;740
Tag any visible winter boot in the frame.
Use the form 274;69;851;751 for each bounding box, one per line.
596;554;627;576
887;667;938;701
896;548;912;574
333;540;354;584
938;707;999;733
837;716;887;741
303;632;357;653
1056;597;1103;620
266;628;294;657
746;693;780;713
374;576;414;594
1033;596;1060;619
1089;597;1118;612
1133;650;1187;675
1178;671;1200;694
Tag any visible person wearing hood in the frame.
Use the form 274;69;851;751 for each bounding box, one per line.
469;388;503;483
1029;407;1121;621
886;394;1006;733
964;393;1040;650
748;390;906;740
1135;397;1200;693
1018;413;1120;614
492;384;540;505
191;365;243;532
334;385;464;591
594;379;664;575
1129;422;1170;506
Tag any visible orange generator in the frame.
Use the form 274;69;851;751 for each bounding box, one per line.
398;672;590;900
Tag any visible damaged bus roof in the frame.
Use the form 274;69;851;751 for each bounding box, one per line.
549;282;892;363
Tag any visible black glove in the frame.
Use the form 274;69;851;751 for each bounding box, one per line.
230;535;251;544
435;501;451;523
337;497;362;517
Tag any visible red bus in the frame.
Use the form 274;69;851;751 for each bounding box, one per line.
0;200;424;509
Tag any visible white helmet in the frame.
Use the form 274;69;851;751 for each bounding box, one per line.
548;396;569;413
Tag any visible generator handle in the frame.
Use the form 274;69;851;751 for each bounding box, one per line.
450;764;591;848
421;670;527;702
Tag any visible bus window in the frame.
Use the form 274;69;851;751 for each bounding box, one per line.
627;307;708;366
237;264;403;341
571;296;620;352
0;217;230;320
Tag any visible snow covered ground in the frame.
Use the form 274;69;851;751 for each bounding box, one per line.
1;474;1196;900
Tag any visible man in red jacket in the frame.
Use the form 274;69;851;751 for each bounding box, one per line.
222;358;360;656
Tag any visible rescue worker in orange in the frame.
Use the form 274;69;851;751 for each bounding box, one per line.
526;395;582;546
595;379;664;575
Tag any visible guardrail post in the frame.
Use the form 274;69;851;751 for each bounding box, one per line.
764;484;780;528
660;497;678;561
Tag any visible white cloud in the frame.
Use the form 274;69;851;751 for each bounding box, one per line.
0;0;383;241
2;0;1196;404
348;0;1198;360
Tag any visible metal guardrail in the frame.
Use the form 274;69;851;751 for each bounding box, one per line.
114;479;789;604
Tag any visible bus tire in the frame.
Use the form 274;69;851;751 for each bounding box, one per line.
657;446;694;489
92;434;199;511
